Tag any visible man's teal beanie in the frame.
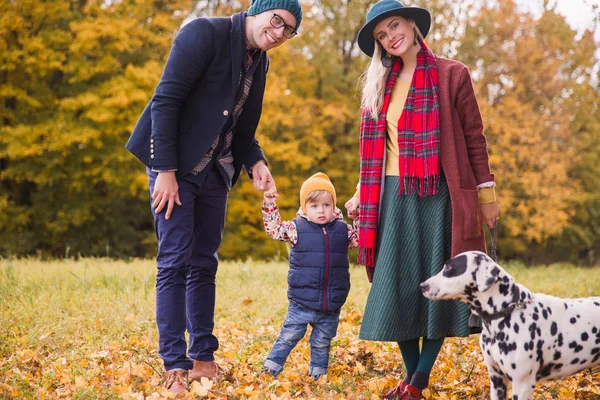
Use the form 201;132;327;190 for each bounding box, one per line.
247;0;303;30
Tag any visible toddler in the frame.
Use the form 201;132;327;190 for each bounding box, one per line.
261;172;359;379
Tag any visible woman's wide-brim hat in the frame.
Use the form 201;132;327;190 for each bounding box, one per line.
357;0;431;57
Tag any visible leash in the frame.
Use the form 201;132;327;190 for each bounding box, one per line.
486;222;498;262
469;221;499;332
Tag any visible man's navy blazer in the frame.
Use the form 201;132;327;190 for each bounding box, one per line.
126;12;268;186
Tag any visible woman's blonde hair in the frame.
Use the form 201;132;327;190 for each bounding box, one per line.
359;40;389;120
359;21;424;120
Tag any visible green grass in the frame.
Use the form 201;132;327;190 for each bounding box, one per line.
0;257;599;399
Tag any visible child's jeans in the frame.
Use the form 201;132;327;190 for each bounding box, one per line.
263;300;340;378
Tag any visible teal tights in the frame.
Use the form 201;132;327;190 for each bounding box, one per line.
398;337;444;387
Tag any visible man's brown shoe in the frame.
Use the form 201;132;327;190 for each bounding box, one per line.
189;360;222;382
163;369;189;393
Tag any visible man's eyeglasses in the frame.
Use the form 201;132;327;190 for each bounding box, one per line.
270;13;297;39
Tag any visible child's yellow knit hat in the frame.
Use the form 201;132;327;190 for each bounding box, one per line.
300;172;337;213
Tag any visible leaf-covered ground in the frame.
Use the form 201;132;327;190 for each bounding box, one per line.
1;258;599;399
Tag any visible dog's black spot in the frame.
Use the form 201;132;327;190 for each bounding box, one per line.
499;341;517;355
571;358;580;364
529;323;538;340
490;375;507;398
536;340;545;363
582;332;589;341
580;358;588;365
564;303;568;310
485;277;497;289
511;363;516;369
499;283;510;295
550;322;557;336
569;341;584;353
570;317;577;324
557;333;564;347
591;348;600;355
443;255;468;277
532;313;539;321
542;309;548;320
474;253;487;266
594;302;600;306
592;327;598;334
553;350;561;360
513;323;520;334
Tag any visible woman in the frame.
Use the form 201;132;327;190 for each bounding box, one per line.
345;1;500;398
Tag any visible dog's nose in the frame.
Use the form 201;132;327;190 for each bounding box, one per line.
420;282;429;293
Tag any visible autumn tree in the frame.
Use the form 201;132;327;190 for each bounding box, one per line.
0;0;191;257
457;0;598;261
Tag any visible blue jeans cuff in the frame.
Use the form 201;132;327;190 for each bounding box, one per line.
263;359;283;374
309;366;328;377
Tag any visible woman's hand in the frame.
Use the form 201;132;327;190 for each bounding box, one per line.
480;201;500;228
345;196;360;220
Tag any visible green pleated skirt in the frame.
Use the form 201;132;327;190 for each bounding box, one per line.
359;174;472;341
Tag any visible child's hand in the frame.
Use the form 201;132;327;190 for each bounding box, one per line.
345;196;360;221
263;187;279;204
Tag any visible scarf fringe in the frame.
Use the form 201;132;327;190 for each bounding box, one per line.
399;174;440;197
357;247;375;267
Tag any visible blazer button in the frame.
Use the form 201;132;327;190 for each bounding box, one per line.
150;144;154;148
223;110;229;116
150;155;155;159
150;138;154;143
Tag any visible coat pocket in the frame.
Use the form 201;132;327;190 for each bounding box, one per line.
459;188;481;240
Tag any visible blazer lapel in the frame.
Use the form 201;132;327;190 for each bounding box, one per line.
230;12;243;100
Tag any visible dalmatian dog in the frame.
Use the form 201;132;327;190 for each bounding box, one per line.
420;250;600;400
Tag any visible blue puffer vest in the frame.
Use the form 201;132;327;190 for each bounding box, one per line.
288;217;350;313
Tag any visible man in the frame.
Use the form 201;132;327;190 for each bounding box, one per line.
126;0;303;393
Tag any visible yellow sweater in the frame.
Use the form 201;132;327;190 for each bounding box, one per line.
385;80;411;176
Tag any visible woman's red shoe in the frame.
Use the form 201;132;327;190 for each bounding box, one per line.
404;384;423;400
383;381;408;400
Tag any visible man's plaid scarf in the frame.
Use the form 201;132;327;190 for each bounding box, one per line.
358;42;441;267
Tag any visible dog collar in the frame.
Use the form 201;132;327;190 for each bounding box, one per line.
478;285;533;322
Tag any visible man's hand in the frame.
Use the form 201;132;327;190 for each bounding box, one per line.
345;196;360;221
480;201;500;228
251;160;275;191
152;171;182;220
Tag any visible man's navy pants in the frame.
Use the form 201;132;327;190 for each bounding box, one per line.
147;167;228;371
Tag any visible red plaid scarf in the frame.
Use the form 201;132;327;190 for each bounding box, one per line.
358;42;440;267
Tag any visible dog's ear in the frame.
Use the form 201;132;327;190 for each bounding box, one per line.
475;261;500;292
